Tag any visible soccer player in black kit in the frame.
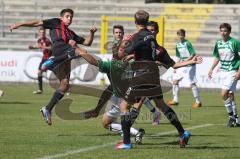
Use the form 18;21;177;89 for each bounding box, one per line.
29;27;52;94
115;10;193;149
10;8;97;125
74;11;202;150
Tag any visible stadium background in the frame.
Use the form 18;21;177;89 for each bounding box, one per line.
1;1;240;159
0;0;239;89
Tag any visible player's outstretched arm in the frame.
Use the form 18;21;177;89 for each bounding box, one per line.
75;47;99;67
172;55;203;69
82;26;97;46
208;58;219;79
9;20;43;32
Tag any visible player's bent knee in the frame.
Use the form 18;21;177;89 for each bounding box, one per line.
102;114;112;129
221;92;229;100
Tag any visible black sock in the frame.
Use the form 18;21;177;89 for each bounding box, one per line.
46;90;64;112
38;76;43;91
130;107;140;125
121;114;131;144
95;86;113;113
163;107;184;136
228;112;233;117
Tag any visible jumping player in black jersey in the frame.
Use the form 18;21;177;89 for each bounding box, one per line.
10;8;97;125
72;11;202;150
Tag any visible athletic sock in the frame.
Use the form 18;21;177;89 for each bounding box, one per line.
46;90;64;112
224;98;233;114
121;114;131;144
235;115;240;124
109;122;139;136
163;106;184;136
109;122;122;134
143;98;156;113
129;107;140;125
173;84;179;102
130;127;139;136
232;100;238;116
192;86;201;104
38;75;43;91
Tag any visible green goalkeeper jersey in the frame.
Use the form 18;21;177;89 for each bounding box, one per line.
213;37;240;71
176;39;196;61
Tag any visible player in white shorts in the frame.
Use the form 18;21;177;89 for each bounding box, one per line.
208;23;240;127
83;25;160;126
102;95;145;144
168;29;202;108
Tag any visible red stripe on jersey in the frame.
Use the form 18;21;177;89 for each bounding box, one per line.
61;21;67;43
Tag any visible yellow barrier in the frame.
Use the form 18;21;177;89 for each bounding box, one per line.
100;16;164;54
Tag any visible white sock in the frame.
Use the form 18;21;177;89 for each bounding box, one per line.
232;100;238;116
173;84;179;102
109;122;122;134
109;122;139;136
143;98;156;113
224;98;233;114
130;127;139;136
192;86;201;104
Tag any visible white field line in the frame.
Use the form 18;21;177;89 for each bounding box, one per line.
38;123;216;159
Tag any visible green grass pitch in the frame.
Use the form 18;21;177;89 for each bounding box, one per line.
0;83;240;159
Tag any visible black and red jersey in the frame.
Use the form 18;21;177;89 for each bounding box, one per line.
155;46;175;69
42;18;85;55
124;28;175;68
37;37;52;60
124;28;157;61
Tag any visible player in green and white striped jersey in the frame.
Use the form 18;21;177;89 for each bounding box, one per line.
168;29;202;108
208;23;240;127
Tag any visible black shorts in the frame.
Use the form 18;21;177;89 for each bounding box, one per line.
52;43;75;57
51;44;75;80
51;59;71;80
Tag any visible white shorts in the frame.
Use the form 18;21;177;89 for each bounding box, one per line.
173;65;196;85
105;95;121;119
220;70;238;92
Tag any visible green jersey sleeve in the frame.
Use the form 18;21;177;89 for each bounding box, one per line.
186;41;196;56
213;42;220;59
98;59;111;74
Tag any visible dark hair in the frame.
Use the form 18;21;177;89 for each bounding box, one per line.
60;8;74;17
177;29;186;37
147;21;159;33
219;23;231;32
113;25;124;34
39;26;45;31
134;10;149;26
